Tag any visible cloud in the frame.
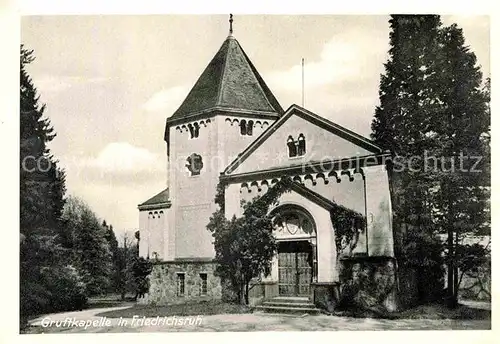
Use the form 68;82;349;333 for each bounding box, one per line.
59;142;165;186
267;31;388;94
89;142;162;173
264;29;388;137
142;85;188;113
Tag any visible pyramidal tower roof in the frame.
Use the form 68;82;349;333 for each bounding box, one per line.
168;26;284;123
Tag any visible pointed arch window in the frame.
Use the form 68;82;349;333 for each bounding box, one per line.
287;135;297;157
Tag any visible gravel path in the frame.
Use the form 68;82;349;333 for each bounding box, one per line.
26;305;490;333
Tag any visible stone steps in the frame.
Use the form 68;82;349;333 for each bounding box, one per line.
254;297;321;315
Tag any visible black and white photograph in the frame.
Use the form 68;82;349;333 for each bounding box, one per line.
6;6;493;336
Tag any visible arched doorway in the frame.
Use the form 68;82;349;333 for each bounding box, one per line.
270;205;317;297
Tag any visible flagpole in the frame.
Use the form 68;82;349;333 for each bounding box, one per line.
301;58;305;107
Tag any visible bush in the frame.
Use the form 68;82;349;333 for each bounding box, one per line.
400;229;445;303
20;264;88;324
43;265;88;312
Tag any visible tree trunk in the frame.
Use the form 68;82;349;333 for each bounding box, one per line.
447;228;456;307
453;231;460;301
245;282;249;305
444;179;457;308
239;284;246;305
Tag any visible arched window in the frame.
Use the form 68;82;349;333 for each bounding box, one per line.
298;133;306;156
287;135;297;157
188;124;194;138
240;120;247;135
247;120;254;136
193;123;200;138
148;212;153;219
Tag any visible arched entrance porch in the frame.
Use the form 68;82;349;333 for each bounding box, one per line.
270;204;318;297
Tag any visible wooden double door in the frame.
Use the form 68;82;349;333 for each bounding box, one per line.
278;241;313;296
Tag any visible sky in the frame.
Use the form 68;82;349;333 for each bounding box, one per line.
20;15;490;239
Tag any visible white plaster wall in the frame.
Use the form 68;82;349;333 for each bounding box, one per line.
365;165;394;257
164;114;274;260
138;210;149;258
225;182;242;219
228;182;339;283
139;208;168;259
232;113;374;175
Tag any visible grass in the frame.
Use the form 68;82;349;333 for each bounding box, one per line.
86;294;136;310
96;300;252;318
332;302;491;320
396;303;491;320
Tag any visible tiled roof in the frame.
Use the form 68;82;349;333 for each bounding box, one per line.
139;188;169;206
169;35;283;121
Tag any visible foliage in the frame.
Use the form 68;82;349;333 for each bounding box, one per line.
39;265;88;313
19;45;82;324
330;205;366;256
102;220;122;294
61;196;113;296
20;46;66;236
454;242;490;299
371;15;490;305
207;177;293;304
399;228;445;302
110;233;152;300
130;257;153;299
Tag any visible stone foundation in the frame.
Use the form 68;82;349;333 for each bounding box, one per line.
139;259;222;305
139;257;400;312
312;282;340;312
338;256;398;312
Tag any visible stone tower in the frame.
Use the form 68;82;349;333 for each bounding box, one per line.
162;28;284;261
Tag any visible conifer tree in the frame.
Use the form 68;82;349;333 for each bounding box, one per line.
430;24;490;304
371;16;445;302
20;46;83;322
372;16;490;306
61;196;113;296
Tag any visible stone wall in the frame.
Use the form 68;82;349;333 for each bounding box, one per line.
312;282;340;312
338;256;398;312
139;260;222;305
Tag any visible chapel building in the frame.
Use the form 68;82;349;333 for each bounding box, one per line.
138;18;397;311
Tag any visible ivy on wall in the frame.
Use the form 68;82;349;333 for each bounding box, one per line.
216;176;366;258
330;204;366;257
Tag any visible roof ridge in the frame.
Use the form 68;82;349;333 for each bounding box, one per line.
222;104;384;174
138;187;169;206
169;35;283;121
216;38;231;106
289;182;336;210
292;104;382;150
234;39;280;114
